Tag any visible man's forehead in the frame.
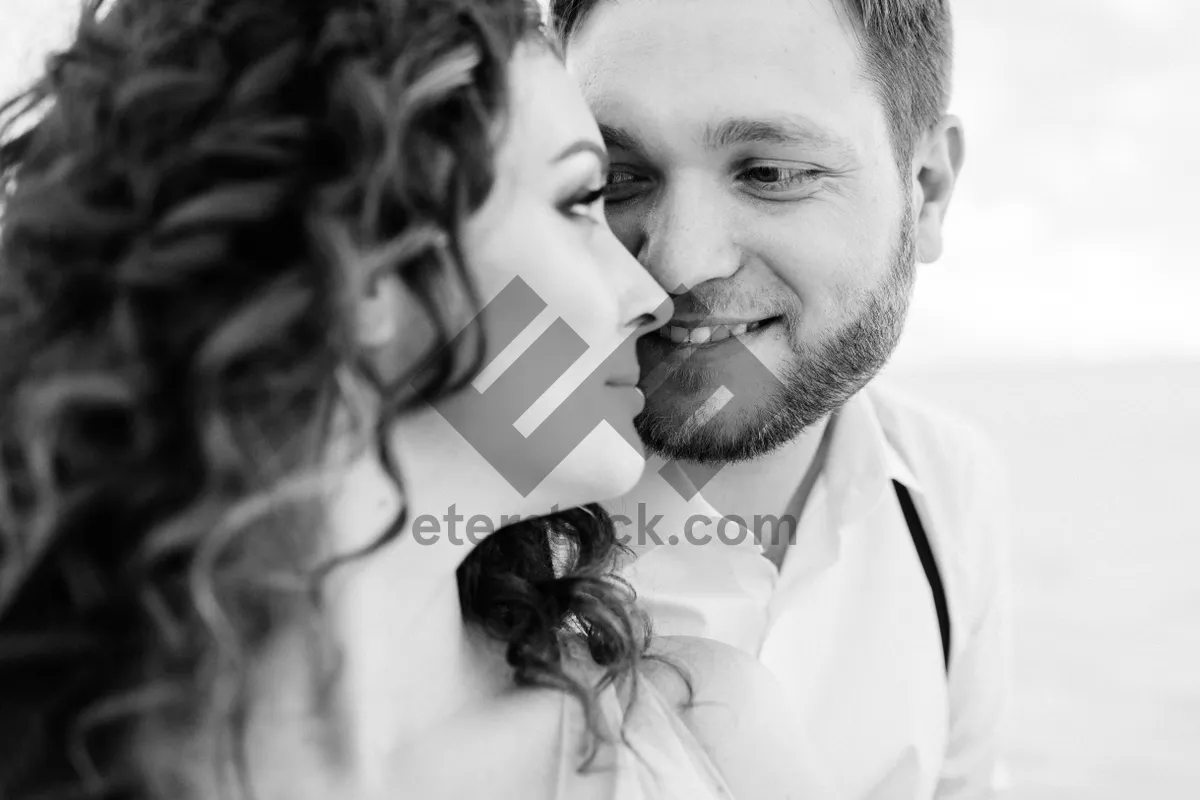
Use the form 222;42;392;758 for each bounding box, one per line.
568;0;862;71
596;113;858;160
567;0;872;124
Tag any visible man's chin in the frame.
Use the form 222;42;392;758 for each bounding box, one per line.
633;402;802;466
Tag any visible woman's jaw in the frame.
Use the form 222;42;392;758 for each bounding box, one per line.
338;404;646;572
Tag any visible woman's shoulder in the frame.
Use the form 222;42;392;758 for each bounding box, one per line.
380;639;617;800
406;641;731;800
641;633;772;708
380;681;581;800
642;635;839;800
379;636;836;800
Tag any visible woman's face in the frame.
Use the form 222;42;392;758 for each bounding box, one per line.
443;43;670;514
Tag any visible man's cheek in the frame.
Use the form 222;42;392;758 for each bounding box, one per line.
766;229;872;303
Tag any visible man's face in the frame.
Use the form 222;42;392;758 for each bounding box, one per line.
566;0;923;464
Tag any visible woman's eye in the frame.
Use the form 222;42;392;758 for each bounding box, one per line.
566;186;605;218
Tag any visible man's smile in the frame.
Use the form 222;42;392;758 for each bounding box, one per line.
655;315;784;347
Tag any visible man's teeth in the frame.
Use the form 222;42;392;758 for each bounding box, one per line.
659;320;765;344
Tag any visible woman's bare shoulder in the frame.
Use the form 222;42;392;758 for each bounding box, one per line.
380;675;615;800
642;635;839;800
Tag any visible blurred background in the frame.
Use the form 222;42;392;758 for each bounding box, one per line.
887;4;1200;798
3;1;1197;797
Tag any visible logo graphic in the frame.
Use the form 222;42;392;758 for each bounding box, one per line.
428;277;784;500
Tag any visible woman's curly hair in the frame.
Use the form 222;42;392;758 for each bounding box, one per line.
0;0;657;796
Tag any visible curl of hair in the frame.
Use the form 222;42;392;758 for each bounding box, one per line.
0;0;660;796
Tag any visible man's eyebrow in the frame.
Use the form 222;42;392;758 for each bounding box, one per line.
597;123;642;154
703;116;853;153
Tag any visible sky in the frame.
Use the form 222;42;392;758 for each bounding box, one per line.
3;0;1197;370
891;0;1200;369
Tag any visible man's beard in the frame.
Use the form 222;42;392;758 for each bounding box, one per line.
635;203;917;466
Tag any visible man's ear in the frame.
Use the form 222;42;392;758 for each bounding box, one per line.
913;114;965;264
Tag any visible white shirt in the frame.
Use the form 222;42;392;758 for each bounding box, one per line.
605;382;1012;800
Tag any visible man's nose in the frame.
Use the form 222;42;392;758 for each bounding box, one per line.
638;179;740;294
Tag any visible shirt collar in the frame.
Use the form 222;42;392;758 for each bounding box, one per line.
606;387;922;555
604;456;764;560
821;387;923;530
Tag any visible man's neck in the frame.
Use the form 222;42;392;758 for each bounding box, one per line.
682;415;833;567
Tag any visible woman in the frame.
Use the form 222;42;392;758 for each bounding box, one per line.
0;0;828;797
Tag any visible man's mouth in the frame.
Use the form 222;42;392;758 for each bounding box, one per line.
655;317;780;346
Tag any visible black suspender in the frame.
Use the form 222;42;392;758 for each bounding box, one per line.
892;480;951;675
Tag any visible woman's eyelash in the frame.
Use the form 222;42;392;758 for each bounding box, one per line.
561;186;605;217
576;187;605;206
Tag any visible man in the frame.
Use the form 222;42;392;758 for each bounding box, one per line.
549;0;1012;798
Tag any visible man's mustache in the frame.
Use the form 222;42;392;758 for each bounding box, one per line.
666;283;794;321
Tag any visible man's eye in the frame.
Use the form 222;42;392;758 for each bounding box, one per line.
741;165;821;191
603;170;645;202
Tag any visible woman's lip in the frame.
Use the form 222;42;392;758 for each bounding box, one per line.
608;383;645;405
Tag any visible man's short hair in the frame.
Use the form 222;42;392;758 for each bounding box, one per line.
550;0;953;163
